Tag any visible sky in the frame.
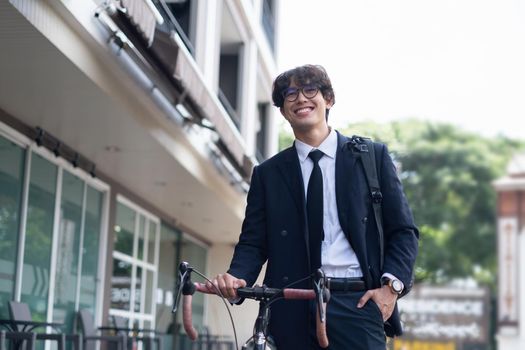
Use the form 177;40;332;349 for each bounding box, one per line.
276;0;525;140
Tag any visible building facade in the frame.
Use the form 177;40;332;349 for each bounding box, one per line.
494;154;525;349
0;0;280;347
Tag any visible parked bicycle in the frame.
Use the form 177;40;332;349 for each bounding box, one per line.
172;262;331;350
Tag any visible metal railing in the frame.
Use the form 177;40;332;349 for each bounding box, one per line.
151;0;195;56
176;330;235;350
218;89;240;130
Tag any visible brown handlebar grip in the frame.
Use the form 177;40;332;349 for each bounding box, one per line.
316;302;329;348
282;289;316;299
182;295;198;340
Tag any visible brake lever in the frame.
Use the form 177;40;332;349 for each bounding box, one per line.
313;269;329;322
313;269;330;348
173;262;199;341
172;261;194;313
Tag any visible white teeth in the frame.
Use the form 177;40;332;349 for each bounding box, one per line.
296;107;312;114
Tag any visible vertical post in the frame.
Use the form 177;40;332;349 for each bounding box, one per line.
494;158;525;349
14;148;32;301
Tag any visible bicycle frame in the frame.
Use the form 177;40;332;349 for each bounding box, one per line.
242;301;275;350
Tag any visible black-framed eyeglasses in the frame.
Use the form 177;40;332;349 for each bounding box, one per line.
282;85;320;102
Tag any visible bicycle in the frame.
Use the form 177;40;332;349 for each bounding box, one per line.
172;262;331;350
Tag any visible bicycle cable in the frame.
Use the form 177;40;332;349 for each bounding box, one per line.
178;268;319;350
190;268;240;350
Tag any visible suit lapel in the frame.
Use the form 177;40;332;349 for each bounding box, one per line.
277;145;306;214
276;144;310;264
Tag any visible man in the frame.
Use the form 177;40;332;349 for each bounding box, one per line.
210;65;419;349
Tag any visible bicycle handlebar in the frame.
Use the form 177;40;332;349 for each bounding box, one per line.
195;283;317;300
182;294;198;340
174;262;330;348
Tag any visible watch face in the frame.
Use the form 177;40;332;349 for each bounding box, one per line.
391;279;403;293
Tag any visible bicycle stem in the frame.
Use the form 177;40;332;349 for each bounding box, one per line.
251;303;271;350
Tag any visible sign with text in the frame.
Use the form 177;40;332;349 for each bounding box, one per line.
396;285;490;345
393;339;456;350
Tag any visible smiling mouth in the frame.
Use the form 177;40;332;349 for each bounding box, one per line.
294;107;314;114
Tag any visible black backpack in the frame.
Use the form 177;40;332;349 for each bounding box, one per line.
348;135;408;337
347;136;384;271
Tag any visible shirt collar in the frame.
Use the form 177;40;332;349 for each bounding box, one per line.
295;128;338;163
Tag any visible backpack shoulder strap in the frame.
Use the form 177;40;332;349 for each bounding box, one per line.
349;135;384;270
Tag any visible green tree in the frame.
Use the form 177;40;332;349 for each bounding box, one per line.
340;119;525;287
279;122;295;150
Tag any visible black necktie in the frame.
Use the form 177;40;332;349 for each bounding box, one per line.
307;149;324;271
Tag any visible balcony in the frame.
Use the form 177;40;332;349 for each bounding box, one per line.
98;0;254;183
152;0;195;56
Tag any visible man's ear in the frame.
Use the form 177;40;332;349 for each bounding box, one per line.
325;98;334;109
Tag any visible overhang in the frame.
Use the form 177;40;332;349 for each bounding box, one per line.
0;0;245;243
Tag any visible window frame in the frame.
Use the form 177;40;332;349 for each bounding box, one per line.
0;121;110;326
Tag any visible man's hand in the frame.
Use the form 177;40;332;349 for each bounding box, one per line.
206;273;247;299
357;285;398;321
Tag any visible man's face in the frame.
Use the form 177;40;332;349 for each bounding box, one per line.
280;79;333;133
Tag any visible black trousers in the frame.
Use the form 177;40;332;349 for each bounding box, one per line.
309;291;386;350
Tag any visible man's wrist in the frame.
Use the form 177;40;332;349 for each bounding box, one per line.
380;274;404;295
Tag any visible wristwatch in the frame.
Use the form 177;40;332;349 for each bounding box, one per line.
381;276;404;295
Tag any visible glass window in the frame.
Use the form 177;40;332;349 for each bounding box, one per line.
79;186;103;315
144;269;154;315
134;266;143;313
137;215;145;261
156;224;180;350
21;152;57;321
163;0;195;55
111;258;132;311
0;131;106;328
261;0;275;51
256;103;269;162
218;53;241;128
114;202;135;256
52;171;83;331
147;222;157;265
111;200;159;325
0;135;25;318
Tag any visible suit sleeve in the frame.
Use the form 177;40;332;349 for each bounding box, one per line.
227;165;268;286
377;143;419;294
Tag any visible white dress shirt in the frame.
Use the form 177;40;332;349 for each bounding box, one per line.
295;129;363;278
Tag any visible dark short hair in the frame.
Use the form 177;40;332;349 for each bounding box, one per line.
271;64;335;108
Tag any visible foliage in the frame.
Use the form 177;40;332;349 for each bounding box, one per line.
340;119;525;287
278;122;295;150
278;119;525;289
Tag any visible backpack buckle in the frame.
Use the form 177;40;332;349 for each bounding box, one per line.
372;190;383;204
347;138;369;153
357;144;368;152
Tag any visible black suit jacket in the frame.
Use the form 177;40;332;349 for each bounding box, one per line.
228;131;419;348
